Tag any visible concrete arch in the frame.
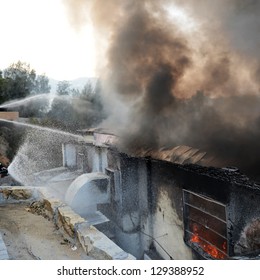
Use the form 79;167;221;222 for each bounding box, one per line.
65;172;109;217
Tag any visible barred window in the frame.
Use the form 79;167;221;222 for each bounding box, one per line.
183;190;228;259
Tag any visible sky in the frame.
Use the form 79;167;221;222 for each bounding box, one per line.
0;0;195;82
0;0;96;80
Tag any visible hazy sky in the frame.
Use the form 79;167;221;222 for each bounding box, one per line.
0;0;96;80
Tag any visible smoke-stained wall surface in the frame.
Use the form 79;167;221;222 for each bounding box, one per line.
63;0;260;179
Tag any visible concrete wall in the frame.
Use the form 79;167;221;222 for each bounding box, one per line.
151;189;193;259
0;112;19;121
63;141;194;259
98;151;194;259
229;184;260;257
63;139;260;260
62;143;77;168
145;160;193;260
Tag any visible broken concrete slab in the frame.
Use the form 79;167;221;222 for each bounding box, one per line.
76;222;135;260
57;205;85;238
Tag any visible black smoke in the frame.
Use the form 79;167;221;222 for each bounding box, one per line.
63;0;260;179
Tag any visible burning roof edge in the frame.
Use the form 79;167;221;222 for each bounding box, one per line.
126;147;260;190
128;145;224;168
73;127;260;189
78;127;225;168
177;163;260;192
77;127;118;136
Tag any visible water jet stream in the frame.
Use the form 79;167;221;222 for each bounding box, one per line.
0;119;86;185
0;119;84;139
0;93;55;109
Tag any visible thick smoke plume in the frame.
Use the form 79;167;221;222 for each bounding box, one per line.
64;0;260;179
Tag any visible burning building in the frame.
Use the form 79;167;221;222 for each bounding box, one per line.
60;0;260;181
59;0;260;256
35;0;260;259
59;128;260;260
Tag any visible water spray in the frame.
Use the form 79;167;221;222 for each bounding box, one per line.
0;118;85;185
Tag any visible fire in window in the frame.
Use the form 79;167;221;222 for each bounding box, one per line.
183;190;228;259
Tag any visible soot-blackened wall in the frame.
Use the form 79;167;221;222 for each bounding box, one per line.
68;140;260;259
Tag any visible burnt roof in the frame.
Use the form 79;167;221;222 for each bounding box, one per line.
77;127;117;136
131;145;224;167
178;163;260;192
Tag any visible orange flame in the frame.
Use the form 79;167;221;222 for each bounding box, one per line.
190;224;227;259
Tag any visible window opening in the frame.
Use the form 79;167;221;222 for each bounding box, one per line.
183;190;228;259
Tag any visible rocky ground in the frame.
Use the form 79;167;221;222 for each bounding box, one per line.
0;203;91;260
0;169;93;260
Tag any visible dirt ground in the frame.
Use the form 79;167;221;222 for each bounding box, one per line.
0;203;91;260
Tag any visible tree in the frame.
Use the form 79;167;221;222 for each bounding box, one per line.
3;61;35;99
0;71;8;104
34;74;51;94
2;61;51;101
79;79;103;107
46;97;77;130
34;78;107;132
81;81;94;100
56;80;71;95
70;88;80;96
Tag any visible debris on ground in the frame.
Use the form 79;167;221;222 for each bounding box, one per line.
26;200;50;220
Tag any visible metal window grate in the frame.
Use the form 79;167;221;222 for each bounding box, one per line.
183;190;228;259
